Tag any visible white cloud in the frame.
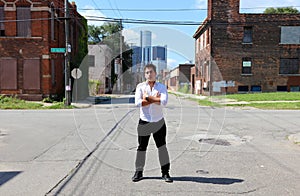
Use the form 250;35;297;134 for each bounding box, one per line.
78;5;106;26
167;58;179;69
195;0;207;9
122;29;140;46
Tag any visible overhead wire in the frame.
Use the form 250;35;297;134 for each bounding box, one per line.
1;4;300;26
1;15;300;26
79;6;300;12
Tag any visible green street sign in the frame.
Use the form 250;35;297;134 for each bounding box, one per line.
51;48;66;53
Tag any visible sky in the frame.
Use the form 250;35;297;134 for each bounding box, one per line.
73;0;300;68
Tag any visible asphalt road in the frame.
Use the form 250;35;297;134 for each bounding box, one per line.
0;95;299;195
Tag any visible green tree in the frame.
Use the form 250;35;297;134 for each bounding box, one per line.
88;25;103;44
264;7;299;14
72;18;88;68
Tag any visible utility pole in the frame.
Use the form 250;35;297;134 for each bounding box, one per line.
64;0;71;105
119;19;123;93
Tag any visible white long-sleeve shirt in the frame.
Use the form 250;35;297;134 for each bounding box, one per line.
135;81;168;122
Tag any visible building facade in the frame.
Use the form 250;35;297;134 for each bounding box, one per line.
88;44;112;94
167;63;194;92
0;0;87;100
194;0;300;95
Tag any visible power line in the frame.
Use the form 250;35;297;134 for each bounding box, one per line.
1;15;299;26
85;16;201;25
80;8;204;12
84;15;300;26
79;6;300;12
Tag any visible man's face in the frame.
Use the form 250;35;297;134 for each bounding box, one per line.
144;67;156;82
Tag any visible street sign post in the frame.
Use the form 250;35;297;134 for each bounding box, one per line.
71;68;82;103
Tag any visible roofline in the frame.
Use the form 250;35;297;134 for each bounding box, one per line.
193;18;210;39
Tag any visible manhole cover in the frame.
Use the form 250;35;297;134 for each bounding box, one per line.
199;138;231;146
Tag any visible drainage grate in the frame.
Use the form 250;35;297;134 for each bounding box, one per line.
199;138;231;146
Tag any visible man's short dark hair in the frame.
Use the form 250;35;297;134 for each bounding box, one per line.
144;64;157;73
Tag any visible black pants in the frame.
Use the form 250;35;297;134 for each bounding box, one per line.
135;118;170;174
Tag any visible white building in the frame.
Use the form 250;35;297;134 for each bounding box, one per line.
88;44;113;94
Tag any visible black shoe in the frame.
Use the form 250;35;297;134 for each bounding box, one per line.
162;173;173;183
132;171;143;182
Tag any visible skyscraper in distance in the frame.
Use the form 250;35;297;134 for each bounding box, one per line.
152;45;167;75
140;30;152;65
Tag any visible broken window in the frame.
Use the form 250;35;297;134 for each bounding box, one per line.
279;58;299;74
242;58;252;74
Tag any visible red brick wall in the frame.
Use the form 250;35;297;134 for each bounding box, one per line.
195;0;300;94
4;11;16;36
0;1;86;100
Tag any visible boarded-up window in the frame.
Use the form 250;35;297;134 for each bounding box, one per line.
17;7;31;37
23;59;40;89
0;59;17;89
280;58;299;74
88;55;95;67
243;26;252;43
281;26;300;44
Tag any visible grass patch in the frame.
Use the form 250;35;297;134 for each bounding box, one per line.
225;102;300;110
222;92;300;101
178;84;190;94
247;102;300;110
44;102;74;109
0;95;42;109
168;91;185;97
198;99;222;107
213;92;300;109
0;95;74;110
195;92;300;110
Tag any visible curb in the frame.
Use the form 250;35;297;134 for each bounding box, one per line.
71;103;92;109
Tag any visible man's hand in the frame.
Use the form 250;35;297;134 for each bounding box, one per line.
143;91;148;100
141;91;151;106
154;91;160;98
152;92;161;105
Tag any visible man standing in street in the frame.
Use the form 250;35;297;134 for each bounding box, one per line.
132;64;172;183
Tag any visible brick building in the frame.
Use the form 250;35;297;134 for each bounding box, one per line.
0;0;87;100
193;0;300;95
167;63;194;92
